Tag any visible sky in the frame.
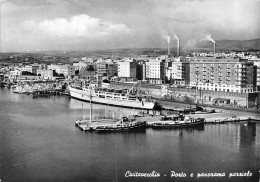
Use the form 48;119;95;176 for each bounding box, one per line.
0;0;260;52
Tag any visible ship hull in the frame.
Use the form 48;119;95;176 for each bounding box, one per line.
95;121;147;132
151;119;205;129
69;86;155;110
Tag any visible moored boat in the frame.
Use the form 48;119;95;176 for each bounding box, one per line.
151;114;205;129
95;117;147;132
68;82;155;110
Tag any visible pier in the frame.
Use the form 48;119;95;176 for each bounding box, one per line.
74;114;260;132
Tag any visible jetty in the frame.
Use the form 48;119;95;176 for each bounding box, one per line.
75;113;260;132
75;119;119;131
32;89;65;97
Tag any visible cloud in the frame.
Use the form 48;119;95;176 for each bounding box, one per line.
143;0;260;43
4;0;53;6
23;14;132;38
1;0;259;52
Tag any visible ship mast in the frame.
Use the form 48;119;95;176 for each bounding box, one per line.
90;86;92;124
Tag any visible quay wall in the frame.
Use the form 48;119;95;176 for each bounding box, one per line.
110;82;260;108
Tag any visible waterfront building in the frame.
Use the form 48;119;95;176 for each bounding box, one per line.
9;70;21;80
166;57;189;85
107;63;117;79
36;69;54;80
47;64;75;77
145;57;166;84
79;64;95;80
136;60;146;81
188;58;254;93
96;63;108;77
19;66;33;73
117;58;137;82
67;66;76;78
254;61;260;91
0;74;4;82
30;64;40;75
95;59;117;79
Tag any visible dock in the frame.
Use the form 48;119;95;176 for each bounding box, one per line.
32;89;66;97
75;114;260;132
75;119;120;131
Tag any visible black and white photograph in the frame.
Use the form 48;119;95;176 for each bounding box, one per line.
0;0;260;181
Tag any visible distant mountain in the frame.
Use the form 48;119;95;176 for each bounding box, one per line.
196;39;260;52
1;39;259;60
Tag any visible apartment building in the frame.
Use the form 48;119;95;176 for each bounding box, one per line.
254;61;260;91
19;65;40;75
37;69;54;79
68;66;76;78
107;63;117;79
166;57;189;85
47;64;75;77
145;57;165;84
189;58;254;93
136;60;146;81
9;70;21;80
117;58;137;81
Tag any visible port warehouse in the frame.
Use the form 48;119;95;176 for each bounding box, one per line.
110;82;260;108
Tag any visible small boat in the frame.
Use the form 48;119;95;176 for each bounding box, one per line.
95;117;147;132
151;114;205;129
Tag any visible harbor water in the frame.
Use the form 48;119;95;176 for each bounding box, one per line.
0;88;260;182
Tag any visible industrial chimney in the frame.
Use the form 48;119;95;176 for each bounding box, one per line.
162;35;171;57
174;34;180;57
177;39;180;57
213;42;216;54
168;42;170;57
204;34;215;55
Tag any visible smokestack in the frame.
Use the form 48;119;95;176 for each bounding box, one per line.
177;39;180;57
214;42;216;54
162;35;171;57
174;34;180;57
204;34;215;54
168;42;170;57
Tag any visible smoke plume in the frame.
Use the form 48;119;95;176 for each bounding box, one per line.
204;34;215;43
174;34;179;41
163;35;171;44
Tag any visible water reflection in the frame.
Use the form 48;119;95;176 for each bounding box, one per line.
239;122;256;146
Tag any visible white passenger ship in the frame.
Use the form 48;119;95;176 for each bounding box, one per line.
68;83;155;110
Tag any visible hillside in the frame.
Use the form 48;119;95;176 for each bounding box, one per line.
196;39;260;52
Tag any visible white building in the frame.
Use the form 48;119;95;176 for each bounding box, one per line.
166;61;185;85
117;58;137;81
145;57;165;84
37;69;54;80
47;64;70;77
19;66;32;73
254;61;260;91
189;59;254;93
9;70;21;80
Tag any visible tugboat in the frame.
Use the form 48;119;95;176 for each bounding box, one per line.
95;117;147;132
151;113;205;129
